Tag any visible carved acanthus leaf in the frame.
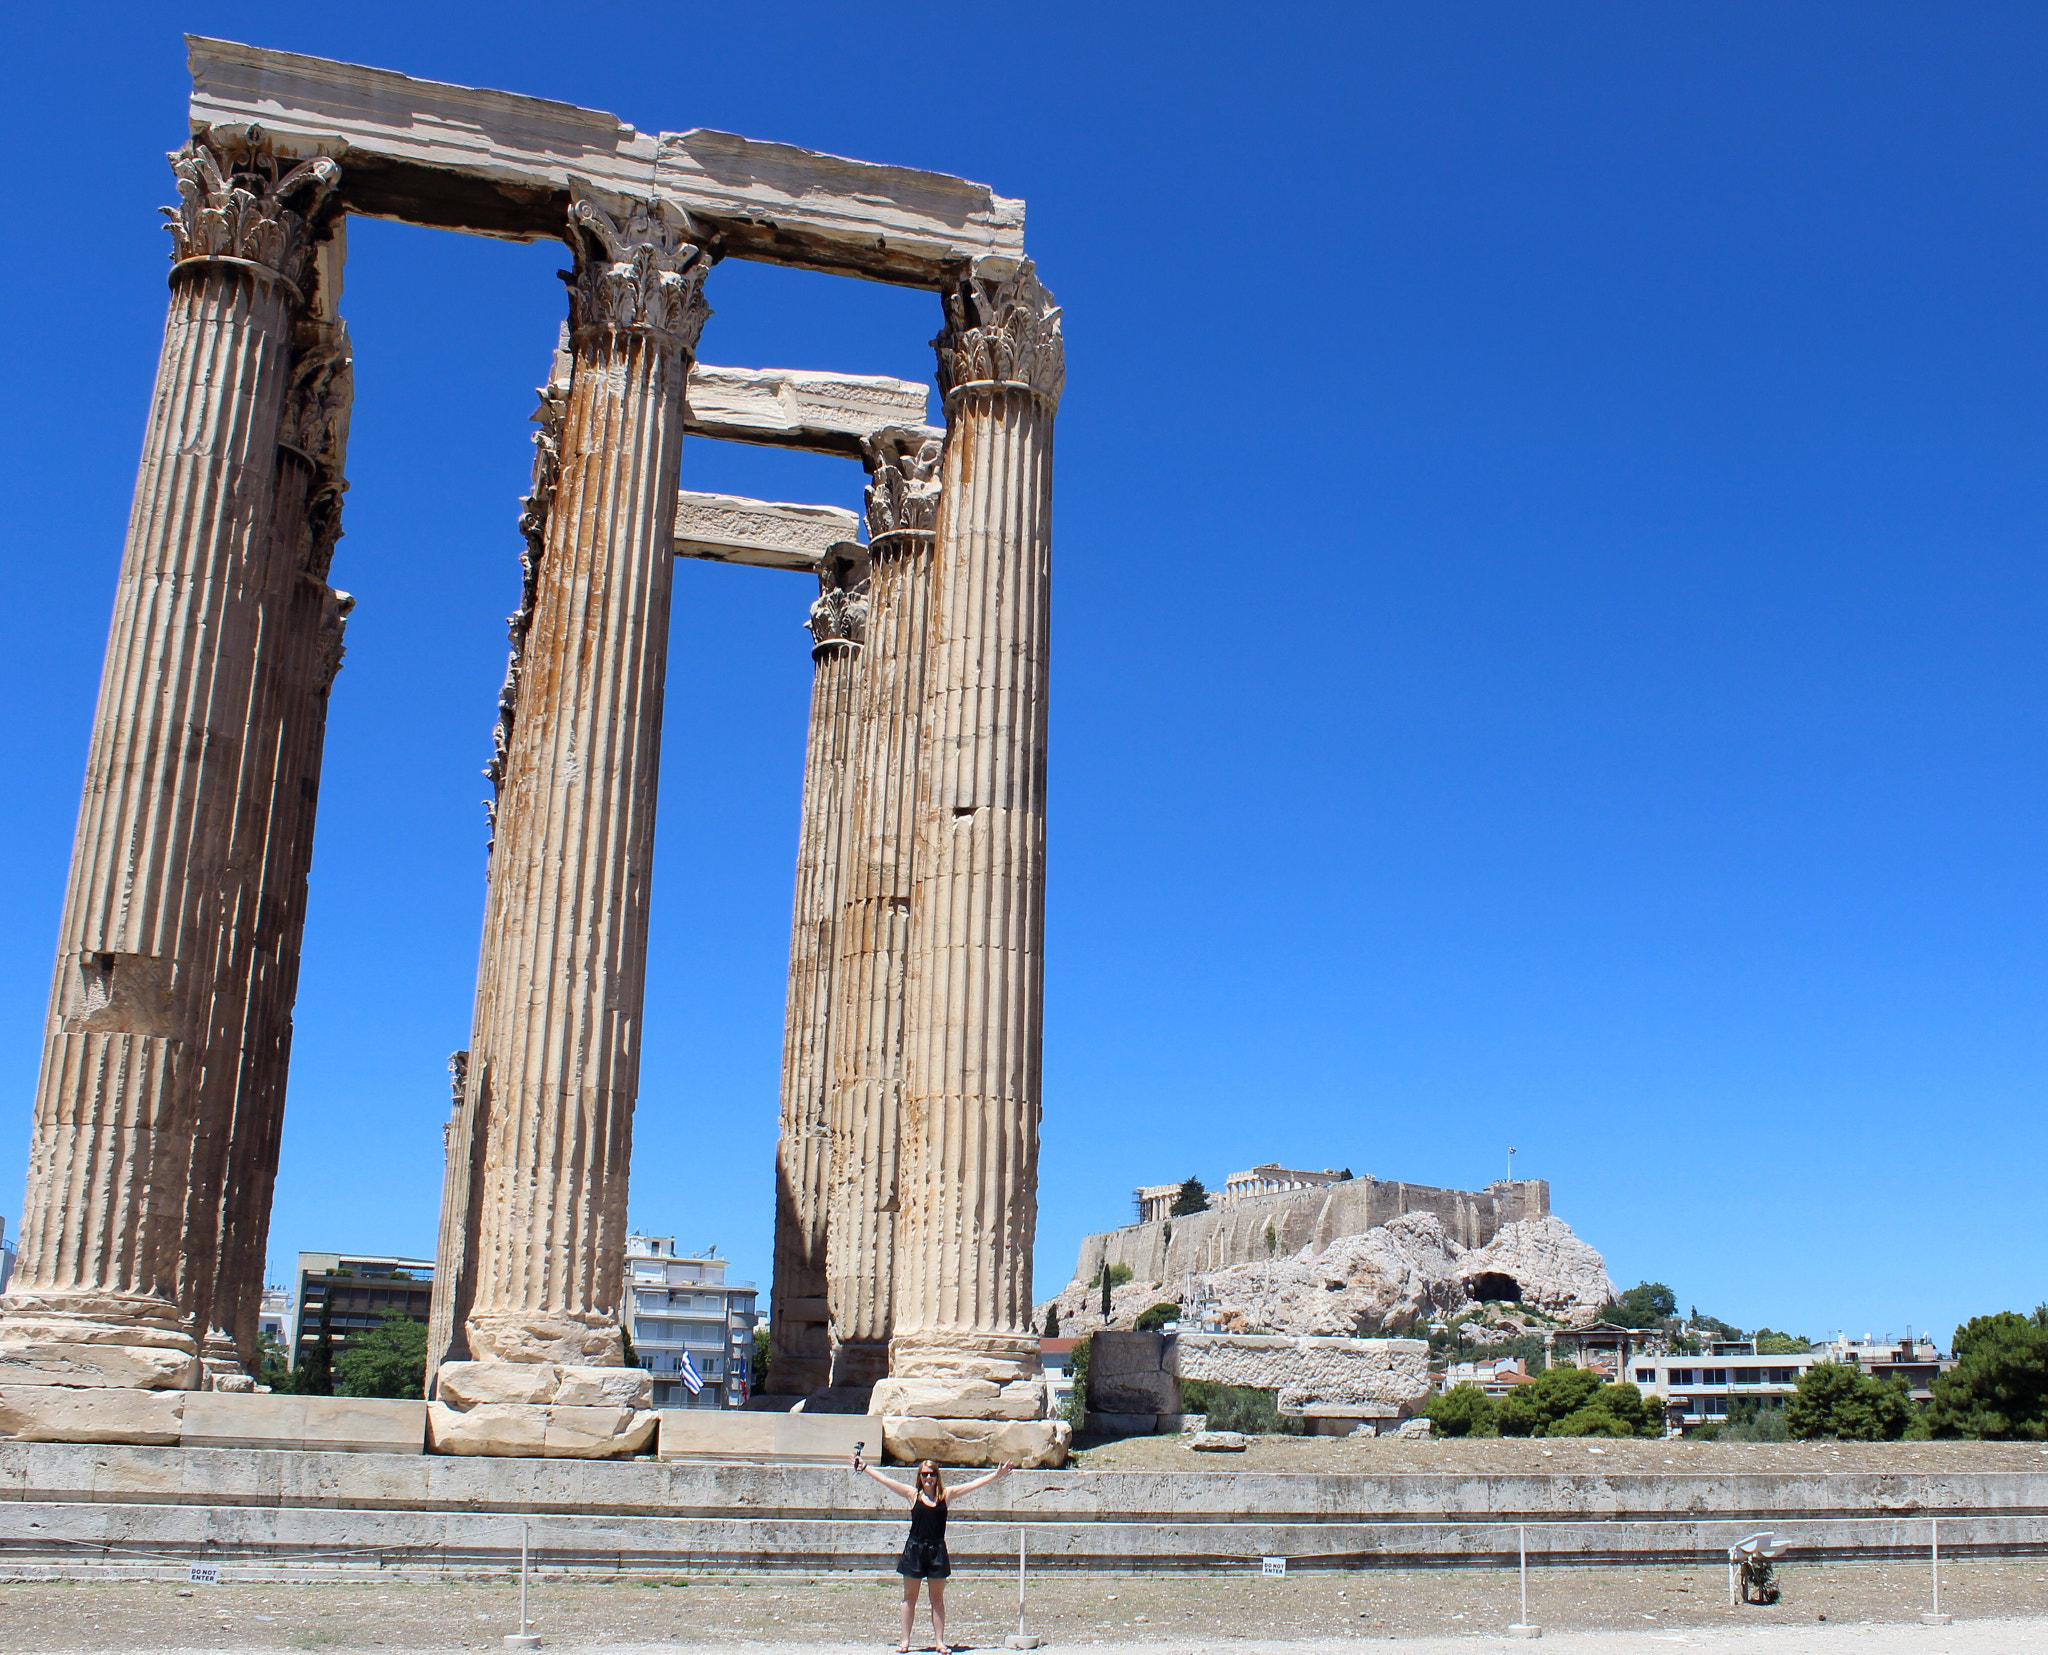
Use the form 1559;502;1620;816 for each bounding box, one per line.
934;260;1063;407
281;331;352;469
164;132;340;299
862;426;946;541
566;192;714;352
808;547;869;649
312;589;354;693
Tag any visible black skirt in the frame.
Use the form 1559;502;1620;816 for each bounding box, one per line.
896;1537;952;1579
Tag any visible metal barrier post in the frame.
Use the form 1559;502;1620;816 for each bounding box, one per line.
1005;1527;1043;1648
506;1517;539;1649
1921;1514;1951;1626
1508;1523;1540;1638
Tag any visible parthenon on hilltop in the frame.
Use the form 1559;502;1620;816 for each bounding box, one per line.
0;40;1066;1466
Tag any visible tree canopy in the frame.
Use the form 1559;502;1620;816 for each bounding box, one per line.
1923;1307;2048;1440
1496;1366;1661;1437
1783;1361;1909;1440
1601;1282;1677;1329
1753;1329;1812;1355
333;1314;428;1400
1169;1177;1211;1217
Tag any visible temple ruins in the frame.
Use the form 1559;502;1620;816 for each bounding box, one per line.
0;39;1066;1466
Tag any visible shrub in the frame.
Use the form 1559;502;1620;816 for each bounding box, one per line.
1179;1379;1303;1435
1087;1262;1135;1289
1064;1336;1091;1428
1133;1302;1180;1333
1425;1383;1498;1437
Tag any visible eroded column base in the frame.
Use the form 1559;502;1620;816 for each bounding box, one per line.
464;1311;624;1366
201;1327;256;1392
0;1290;200;1390
427;1359;656;1458
881;1415;1070;1468
870;1374;1049;1419
0;1384;186;1444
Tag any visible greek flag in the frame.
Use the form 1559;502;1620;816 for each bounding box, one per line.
678;1349;704;1396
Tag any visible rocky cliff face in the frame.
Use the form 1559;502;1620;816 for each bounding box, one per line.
1035;1213;1614;1338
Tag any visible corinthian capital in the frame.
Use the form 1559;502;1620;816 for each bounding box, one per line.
164;131;340;300
861;426;946;543
280;330;353;472
934;259;1063;409
807;546;870;651
566;190;714;353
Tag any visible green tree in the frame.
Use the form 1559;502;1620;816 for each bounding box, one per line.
1498;1366;1660;1437
1784;1362;1910;1440
620;1322;639;1368
753;1325;772;1390
1601;1282;1677;1330
1754;1329;1812;1355
1425;1383;1498;1437
303;1293;336;1397
1923;1307;2048;1440
1169;1178;1210;1218
1133;1302;1180;1333
1064;1335;1090;1428
333;1315;427;1400
1043;1305;1060;1338
257;1332;301;1395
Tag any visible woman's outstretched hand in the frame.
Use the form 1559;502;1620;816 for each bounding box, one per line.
851;1450;867;1472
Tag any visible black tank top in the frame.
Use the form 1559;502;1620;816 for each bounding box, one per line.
909;1497;948;1544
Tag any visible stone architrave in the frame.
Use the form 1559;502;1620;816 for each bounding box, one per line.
819;428;944;1391
765;546;868;1396
672;493;860;573
870;264;1067;1466
456;188;711;1392
183;286;358;1384
0;136;339;1392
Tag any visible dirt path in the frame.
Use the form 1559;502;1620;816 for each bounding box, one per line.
4;1556;2046;1650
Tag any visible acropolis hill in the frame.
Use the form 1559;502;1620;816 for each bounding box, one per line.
1038;1172;1617;1336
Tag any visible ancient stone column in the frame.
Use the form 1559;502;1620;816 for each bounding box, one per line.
456;193;711;1382
185;303;356;1383
428;343;569;1388
765;547;869;1396
0;137;338;1392
819;429;945;1391
870;262;1065;1465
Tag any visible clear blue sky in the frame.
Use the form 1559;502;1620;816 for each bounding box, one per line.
1;3;2043;1348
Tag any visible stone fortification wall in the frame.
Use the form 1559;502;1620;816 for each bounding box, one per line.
1072;1176;1549;1300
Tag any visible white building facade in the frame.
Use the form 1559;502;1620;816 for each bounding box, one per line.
625;1235;759;1409
1629;1344;1822;1431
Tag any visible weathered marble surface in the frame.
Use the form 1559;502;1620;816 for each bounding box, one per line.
672;493;861;573
186;37;1025;284
684;366;929;457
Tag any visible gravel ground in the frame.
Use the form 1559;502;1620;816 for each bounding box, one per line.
3;1557;2046;1651
1067;1435;2048;1476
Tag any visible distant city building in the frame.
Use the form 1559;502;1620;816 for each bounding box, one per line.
625;1235;759;1409
1220;1164;1350;1209
1041;1337;1078;1413
259;1285;294;1350
1443;1356;1538;1397
1629;1343;1823;1431
293;1252;434;1371
1808;1334;1951;1401
1133;1184;1184;1223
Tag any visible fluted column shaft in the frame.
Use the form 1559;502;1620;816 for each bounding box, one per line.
187;313;355;1377
822;430;945;1389
463;195;711;1366
768;552;867;1395
0;140;338;1387
885;267;1061;1398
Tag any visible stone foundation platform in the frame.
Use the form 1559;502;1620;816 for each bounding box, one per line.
3;1442;2045;1578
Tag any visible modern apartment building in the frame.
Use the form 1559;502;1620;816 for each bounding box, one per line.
259;1285;295;1350
624;1235;759;1409
1629;1342;1822;1431
1808;1335;1952;1400
293;1252;434;1370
